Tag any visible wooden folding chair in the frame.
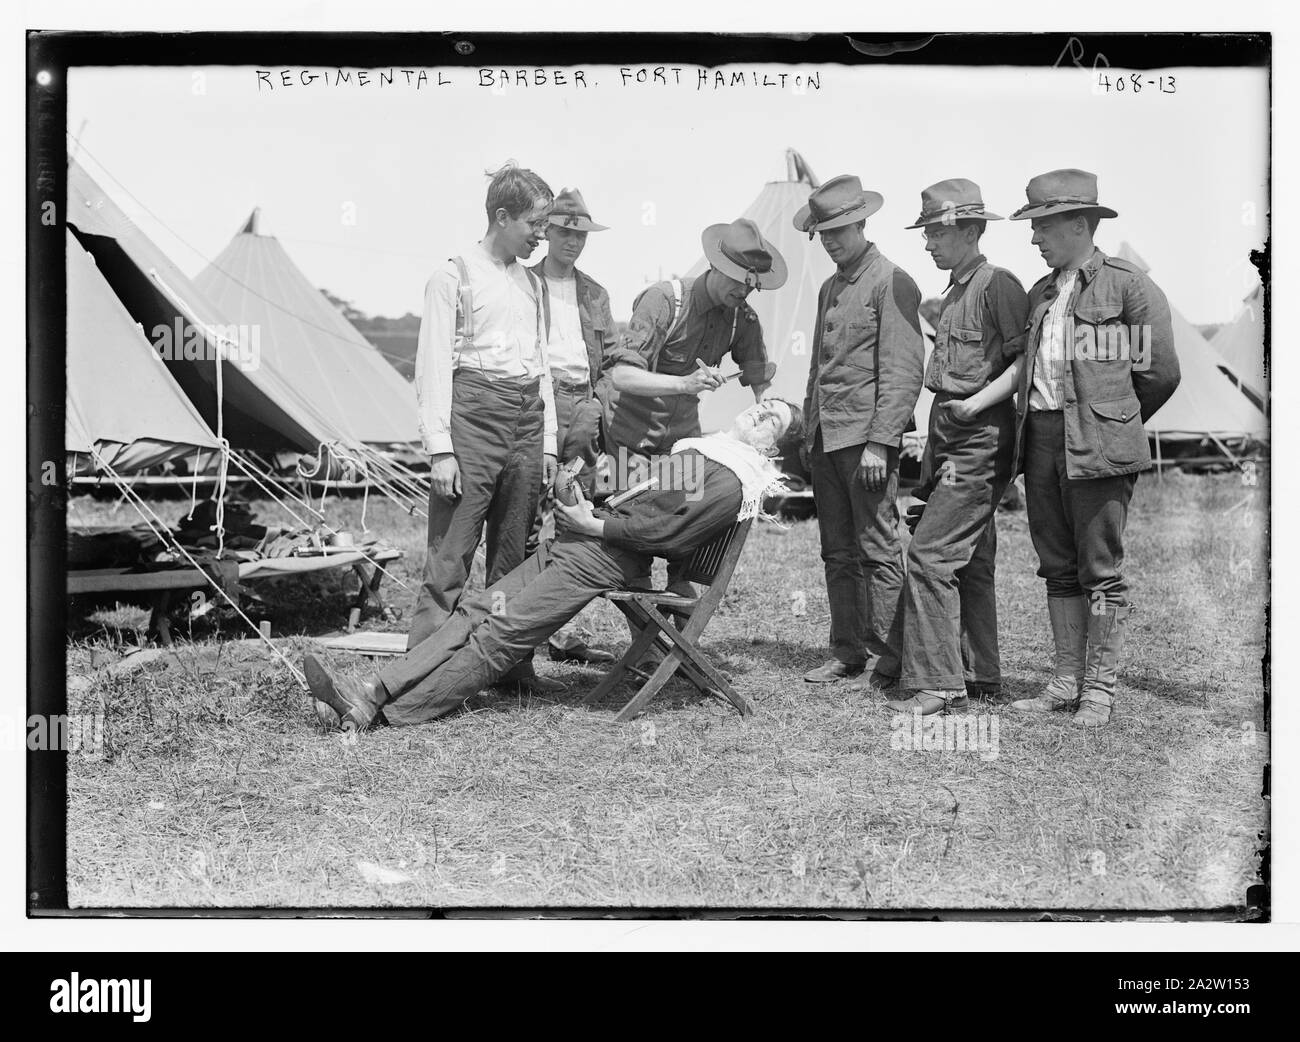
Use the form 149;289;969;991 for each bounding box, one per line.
583;518;754;722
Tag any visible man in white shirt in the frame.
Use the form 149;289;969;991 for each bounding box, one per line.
410;163;562;695
528;188;620;666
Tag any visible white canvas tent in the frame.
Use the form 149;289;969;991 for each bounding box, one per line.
1211;284;1267;405
1117;243;1267;442
196;210;421;447
68;158;345;455
66;229;221;474
1144;307;1268;441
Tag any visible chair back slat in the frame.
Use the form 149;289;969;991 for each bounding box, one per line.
681;519;733;584
680;519;748;586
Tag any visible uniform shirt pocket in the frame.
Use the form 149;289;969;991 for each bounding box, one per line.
1072;299;1131;363
945;326;987;383
842;304;880;372
1088;395;1143;467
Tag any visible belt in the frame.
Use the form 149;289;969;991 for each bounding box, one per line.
452;370;541;403
552;376;591;393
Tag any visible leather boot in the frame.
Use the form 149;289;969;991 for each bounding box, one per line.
304;653;385;731
1073;602;1130;727
498;656;567;695
885;690;969;716
1011;595;1088;713
803;659;864;683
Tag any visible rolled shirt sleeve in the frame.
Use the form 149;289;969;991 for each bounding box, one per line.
729;306;775;388
603;285;673;374
414;264;459;456
986;268;1030;365
865;269;925;447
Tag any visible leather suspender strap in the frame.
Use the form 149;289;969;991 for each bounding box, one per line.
451;256;474;347
664;278;688;348
524;267;551;379
532;269;552;342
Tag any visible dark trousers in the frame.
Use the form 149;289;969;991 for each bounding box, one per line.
1024;410;1137;604
528;380;595;554
379;535;638;725
408;370;544;650
613;447;695;598
810;431;904;675
896;396;1013;691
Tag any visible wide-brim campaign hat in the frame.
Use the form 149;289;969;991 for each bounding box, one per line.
547;187;608;232
1009;168;1119;221
792;174;884;237
904;178;1003;228
702;218;788;291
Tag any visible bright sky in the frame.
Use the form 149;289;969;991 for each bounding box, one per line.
67;61;1267;327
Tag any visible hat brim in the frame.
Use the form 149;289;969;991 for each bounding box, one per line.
548;215;609;232
792;192;885;235
701;223;788;291
904;209;1004;230
1008;202;1118;221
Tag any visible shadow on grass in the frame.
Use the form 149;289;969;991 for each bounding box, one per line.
707;637;837;674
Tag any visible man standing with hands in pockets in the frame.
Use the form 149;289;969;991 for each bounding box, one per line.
884;179;1027;716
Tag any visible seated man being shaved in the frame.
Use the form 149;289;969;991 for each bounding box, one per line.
305;398;804;730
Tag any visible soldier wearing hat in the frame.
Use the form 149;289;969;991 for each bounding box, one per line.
527;187;618;666
883;179;1029;716
796;175;925;687
599;218;783;607
947;169;1180;725
601;218;784;462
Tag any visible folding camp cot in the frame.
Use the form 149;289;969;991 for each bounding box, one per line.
67;547;403;646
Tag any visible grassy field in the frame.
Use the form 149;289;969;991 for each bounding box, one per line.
64;470;1269;912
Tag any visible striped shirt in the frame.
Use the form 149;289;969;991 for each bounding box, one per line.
1029;268;1079;412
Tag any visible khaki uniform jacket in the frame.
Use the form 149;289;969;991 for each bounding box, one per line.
804;243;925;453
1013;249;1181;479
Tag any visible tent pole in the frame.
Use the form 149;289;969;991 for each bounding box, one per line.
1205;432;1242;468
1155;435;1163;482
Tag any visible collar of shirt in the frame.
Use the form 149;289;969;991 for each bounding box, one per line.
836;242;878;284
947;253;987;289
477;239;518;270
691;271;723;313
1054;247;1102;286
